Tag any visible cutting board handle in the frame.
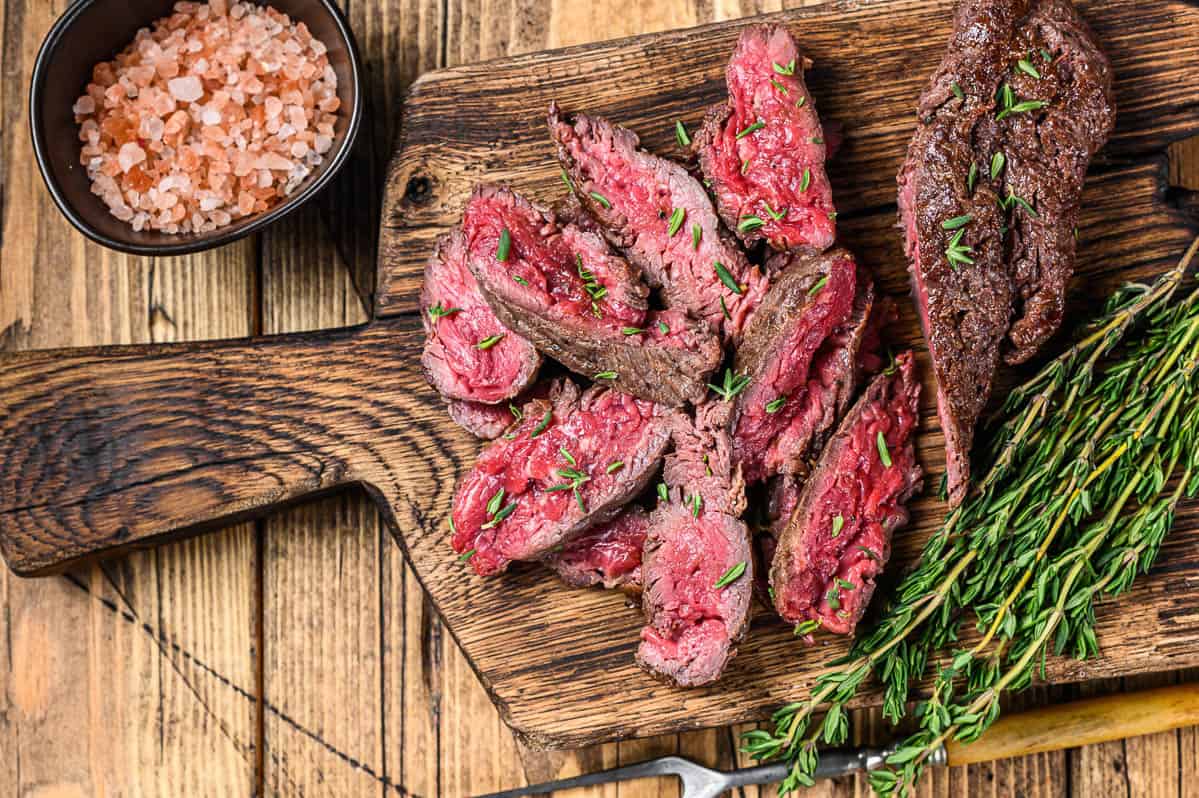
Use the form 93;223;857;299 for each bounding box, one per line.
0;319;426;575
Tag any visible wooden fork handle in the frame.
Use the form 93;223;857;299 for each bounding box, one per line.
946;683;1199;766
0;318;427;576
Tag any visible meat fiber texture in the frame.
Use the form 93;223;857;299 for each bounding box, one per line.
898;0;1113;506
549;103;769;342
452;379;676;576
770;352;923;635
731;248;868;483
543;506;649;591
421;227;541;405
638;402;753;687
696;24;837;253
463;184;722;407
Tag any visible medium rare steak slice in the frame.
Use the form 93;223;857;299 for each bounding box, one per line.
446;399;516;440
899;0;1113;505
730;249;860;483
543;506;649;591
549;103;768;341
451;380;675;576
638;402;752;687
695;25;836;253
771;352;922;635
463;184;721;407
421;228;541;404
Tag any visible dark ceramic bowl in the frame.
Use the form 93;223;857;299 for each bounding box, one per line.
30;0;363;256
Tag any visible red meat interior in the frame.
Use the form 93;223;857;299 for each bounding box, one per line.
451;390;662;575
462;190;645;331
552;509;648;585
734;256;856;482
774;366;920;633
714;27;836;251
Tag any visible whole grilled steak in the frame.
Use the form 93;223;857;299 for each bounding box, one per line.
638;402;752;687
421;228;541;405
451;380;676;576
730;249;859;483
463;184;721;407
695;25;836;253
544;506;649;591
898;0;1113;506
770;352;923;635
549;103;769;341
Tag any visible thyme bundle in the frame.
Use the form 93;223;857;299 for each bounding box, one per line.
745;240;1199;795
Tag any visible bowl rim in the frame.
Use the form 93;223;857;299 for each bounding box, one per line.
29;0;364;257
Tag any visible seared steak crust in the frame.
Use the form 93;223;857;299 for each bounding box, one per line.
695;24;836;253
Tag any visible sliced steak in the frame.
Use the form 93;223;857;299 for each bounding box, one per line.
543;506;649;591
899;0;1113;505
421;228;541;404
463;184;721;407
695;25;836;253
451;380;676;576
446;399;518;440
770;352;923;635
730;249;860;483
638;402;752;687
549;102;769;341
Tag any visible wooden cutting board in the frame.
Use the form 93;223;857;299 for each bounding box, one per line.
3;0;1199;750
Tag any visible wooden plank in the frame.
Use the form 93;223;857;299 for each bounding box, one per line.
377;0;1199;314
0;0;259;793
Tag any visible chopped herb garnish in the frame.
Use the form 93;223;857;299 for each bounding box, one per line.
448;516;457;535
876;430;892;467
770;78;789;95
736;120;766;140
808;275;828;296
606;461;624;474
530;409;552;438
657;482;669;502
574;487;586;513
795;619;821;636
560;448;576;466
773;59;796;76
1040;47;1053;61
621;326;644;336
658;320;670;334
481;501;518;529
427;303;461;323
826;587;841;610
496;227;511;262
741;157;752;175
945;228;976;268
544;483;574;493
594;371;618;380
942;214;972;231
763;201;785;221
675;120;691;148
720;295;731;320
708;368;751;401
810;137;823;145
513;275;529;286
476;333;505;350
836;578;856;591
1017;58;1041;79
831;515;845;538
968;162;979;191
800;168;811;193
486;487;505;516
692;224;702;250
997;98;1048;121
1006;191;1038;217
765;396;787;414
691;493;702;518
795;95;806;109
714;561;747;589
991;151;1005;180
857;545;882;563
589;191;611;209
738;215;765;234
458;548;476;562
509;403;523;423
951;81;964;100
667;207;685;237
560;169;574;191
714;261;742;294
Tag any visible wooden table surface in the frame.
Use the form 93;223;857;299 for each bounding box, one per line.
2;0;1198;795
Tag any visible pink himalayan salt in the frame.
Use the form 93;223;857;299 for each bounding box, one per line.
73;1;340;235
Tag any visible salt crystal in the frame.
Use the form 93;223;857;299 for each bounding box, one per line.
314;135;332;155
118;142;147;173
253;152;293;171
289;141;308;158
168;75;203;102
73;95;96;115
257;169;272;188
202;107;222;125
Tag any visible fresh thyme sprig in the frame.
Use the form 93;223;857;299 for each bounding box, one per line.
745;238;1199;795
